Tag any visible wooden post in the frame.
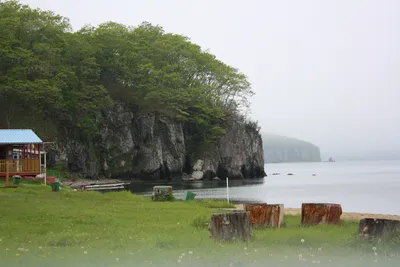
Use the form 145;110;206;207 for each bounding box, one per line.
44;147;47;185
38;144;41;175
22;145;25;172
244;203;284;228
5;160;9;187
359;218;400;239
209;211;251;242
226;177;229;203
301;203;342;225
29;144;32;172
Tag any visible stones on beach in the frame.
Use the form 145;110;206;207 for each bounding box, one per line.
359;218;400;239
209;211;251;242
244;203;284;228
191;171;204;180
301;203;342;225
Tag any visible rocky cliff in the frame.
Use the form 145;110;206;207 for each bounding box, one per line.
48;103;266;181
263;134;321;163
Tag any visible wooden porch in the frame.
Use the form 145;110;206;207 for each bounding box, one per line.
0;159;41;176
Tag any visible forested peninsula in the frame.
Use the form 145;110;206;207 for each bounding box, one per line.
263;134;321;163
0;1;265;180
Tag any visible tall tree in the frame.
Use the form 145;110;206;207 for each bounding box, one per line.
0;0;255;144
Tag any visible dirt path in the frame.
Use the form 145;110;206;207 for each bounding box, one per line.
234;205;400;221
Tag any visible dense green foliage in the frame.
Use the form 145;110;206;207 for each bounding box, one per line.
0;0;254;144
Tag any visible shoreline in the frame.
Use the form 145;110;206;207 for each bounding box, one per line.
234;204;400;221
60;179;400;221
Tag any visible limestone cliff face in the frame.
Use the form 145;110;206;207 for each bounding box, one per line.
48;102;265;180
186;121;266;180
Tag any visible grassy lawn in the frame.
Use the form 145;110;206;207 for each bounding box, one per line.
0;180;399;267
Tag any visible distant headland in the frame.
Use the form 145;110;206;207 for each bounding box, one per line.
262;133;322;163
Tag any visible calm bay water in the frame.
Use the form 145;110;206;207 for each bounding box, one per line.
129;160;400;215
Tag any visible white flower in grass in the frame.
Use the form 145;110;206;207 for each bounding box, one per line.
372;246;377;251
188;251;193;255
301;239;305;243
83;251;88;255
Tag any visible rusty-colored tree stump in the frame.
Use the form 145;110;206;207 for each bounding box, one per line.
209;211;251;242
359;218;400;239
244;203;284;228
152;186;173;201
301;203;342;225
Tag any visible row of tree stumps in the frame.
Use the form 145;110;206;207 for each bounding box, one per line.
208;203;400;242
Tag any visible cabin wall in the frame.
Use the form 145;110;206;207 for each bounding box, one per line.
0;144;42;176
0;145;13;160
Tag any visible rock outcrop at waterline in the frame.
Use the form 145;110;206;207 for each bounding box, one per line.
48;102;266;181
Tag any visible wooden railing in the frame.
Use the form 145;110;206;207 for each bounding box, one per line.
0;159;40;174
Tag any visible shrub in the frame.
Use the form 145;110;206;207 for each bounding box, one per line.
153;193;176;202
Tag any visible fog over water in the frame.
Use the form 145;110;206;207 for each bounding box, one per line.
20;0;400;158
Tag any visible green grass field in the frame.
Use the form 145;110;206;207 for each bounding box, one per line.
0;180;399;266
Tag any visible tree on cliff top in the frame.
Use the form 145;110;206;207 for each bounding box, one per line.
0;0;255;144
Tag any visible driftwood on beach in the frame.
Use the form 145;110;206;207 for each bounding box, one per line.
244;203;284;227
81;183;129;191
301;203;342;225
209;211;251;242
359;218;400;238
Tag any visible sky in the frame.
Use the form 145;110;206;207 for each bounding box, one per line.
18;0;400;157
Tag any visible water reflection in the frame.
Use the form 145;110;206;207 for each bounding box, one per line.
128;178;266;202
125;161;400;215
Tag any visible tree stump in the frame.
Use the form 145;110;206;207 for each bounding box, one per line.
359;218;400;239
301;203;342;225
152;186;173;201
244;203;284;228
209;211;251;242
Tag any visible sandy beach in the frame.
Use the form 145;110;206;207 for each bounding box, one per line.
234;204;400;221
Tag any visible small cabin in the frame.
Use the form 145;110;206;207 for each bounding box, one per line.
0;129;46;178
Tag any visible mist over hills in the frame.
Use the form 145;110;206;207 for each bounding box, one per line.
262;134;322;163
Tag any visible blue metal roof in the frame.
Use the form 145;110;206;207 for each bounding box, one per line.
0;129;43;144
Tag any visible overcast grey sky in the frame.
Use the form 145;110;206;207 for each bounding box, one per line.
20;0;400;156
